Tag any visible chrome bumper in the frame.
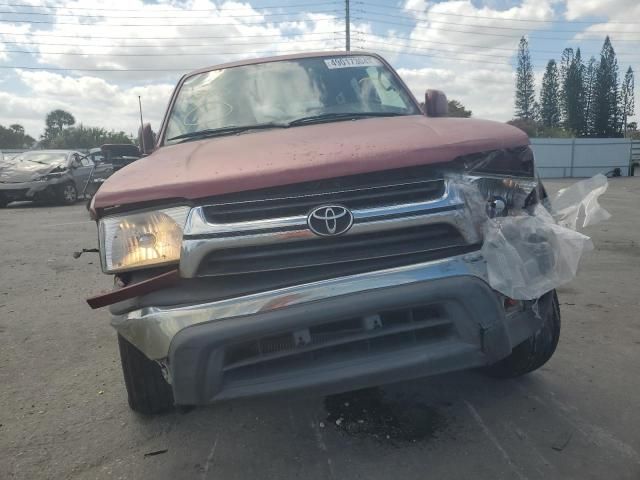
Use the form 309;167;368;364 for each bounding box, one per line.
112;252;488;360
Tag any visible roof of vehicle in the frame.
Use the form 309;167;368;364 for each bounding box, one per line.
185;50;383;77
18;149;77;155
100;144;141;157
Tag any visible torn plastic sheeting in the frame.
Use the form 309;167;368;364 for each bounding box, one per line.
450;174;610;300
550;174;611;230
481;205;594;300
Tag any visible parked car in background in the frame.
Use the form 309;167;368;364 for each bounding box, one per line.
83;144;141;200
0;150;93;207
89;52;560;415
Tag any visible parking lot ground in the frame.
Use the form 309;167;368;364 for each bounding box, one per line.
1;177;639;480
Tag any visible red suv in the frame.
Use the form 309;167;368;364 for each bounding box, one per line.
89;52;559;414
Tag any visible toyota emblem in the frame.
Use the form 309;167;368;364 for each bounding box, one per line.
307;205;354;237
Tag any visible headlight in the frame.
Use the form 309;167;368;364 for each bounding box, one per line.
99;206;190;273
470;176;539;218
36;171;66;181
452;174;540;225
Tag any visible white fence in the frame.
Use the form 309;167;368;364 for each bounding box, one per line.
531;138;635;178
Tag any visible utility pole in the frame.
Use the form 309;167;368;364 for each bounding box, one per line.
345;0;350;51
138;95;146;153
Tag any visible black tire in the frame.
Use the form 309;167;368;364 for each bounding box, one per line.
485;290;561;378
117;334;175;415
0;194;8;208
58;182;78;205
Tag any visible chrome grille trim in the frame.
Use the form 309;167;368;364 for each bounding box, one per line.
179;179;480;278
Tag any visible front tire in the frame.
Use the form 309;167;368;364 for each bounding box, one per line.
117;334;175;415
58;183;78;205
485;290;561;378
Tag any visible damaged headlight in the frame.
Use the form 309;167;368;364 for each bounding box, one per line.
98;206;190;273
35;171;67;181
474;176;540;217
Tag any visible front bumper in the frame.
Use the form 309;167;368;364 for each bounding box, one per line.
112;252;543;405
0;179;63;200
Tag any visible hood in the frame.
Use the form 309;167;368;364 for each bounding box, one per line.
0;161;66;183
94;115;528;210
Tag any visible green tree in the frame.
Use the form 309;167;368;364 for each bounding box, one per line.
562;48;585;134
0;123;35;148
583;56;599;136
540;60;561;128
515;37;536;120
47;124;133;149
593;36;621;137
42;109;76;146
447;99;472;117
621;66;635;136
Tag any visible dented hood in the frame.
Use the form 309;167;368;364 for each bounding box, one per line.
94;115;528;210
0;161;66;183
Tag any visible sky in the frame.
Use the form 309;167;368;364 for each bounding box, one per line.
0;0;638;139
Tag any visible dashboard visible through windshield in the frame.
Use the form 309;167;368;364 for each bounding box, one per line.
164;55;420;144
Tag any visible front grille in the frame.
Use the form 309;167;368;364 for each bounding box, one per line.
197;223;470;276
182;167;480;282
222;304;456;385
202;179;445;223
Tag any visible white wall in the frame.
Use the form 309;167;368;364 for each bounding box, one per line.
531;138;633;178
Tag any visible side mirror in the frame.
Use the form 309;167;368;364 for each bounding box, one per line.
424;89;448;117
138;123;155;155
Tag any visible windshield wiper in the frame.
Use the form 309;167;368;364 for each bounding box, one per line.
167;123;288;143
286;111;405;127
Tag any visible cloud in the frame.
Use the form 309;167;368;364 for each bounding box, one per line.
406;0;555;57
564;0;638;20
1;0;636;139
1;71;174;138
397;66;516;119
0;0;346;136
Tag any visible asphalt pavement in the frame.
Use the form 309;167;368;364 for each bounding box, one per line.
1;178;639;480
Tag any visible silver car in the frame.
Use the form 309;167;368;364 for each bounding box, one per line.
0;150;96;207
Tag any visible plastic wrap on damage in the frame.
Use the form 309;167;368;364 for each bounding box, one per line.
550;174;611;230
481;205;593;300
450;173;610;300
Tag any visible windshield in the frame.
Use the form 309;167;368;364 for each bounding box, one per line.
14;151;68;165
165;55;420;144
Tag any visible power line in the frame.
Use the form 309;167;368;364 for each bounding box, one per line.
355;10;640;35
0;48;341;72
0;16;343;27
358;2;640;26
354;32;640;60
359;39;517;61
353;16;640;42
0;1;340;12
355;46;511;66
2;46;342;56
0;64;191;72
0;30;340;40
355;38;518;64
0;37;340;48
0;8;340;19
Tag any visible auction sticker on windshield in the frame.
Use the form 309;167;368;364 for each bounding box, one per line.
324;56;381;69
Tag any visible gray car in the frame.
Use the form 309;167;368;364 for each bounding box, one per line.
0;150;96;207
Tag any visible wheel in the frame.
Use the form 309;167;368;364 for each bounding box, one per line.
485;290;561;378
58;183;78;205
0;194;8;208
117;334;175;415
